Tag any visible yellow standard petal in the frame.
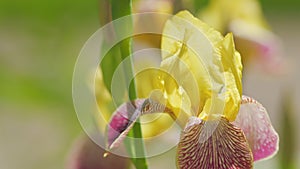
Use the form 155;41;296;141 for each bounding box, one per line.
161;10;243;121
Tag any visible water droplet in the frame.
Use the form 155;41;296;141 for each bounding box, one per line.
103;152;109;158
163;91;168;99
178;86;184;95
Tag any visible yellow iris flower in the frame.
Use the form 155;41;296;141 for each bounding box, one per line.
106;11;279;168
161;10;242;121
136;10;242;122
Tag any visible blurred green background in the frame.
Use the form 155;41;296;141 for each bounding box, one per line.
0;0;99;168
0;0;299;169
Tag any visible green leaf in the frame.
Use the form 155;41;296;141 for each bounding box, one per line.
106;0;149;168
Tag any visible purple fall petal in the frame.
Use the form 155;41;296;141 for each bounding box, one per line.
107;99;145;150
106;98;171;150
234;95;279;161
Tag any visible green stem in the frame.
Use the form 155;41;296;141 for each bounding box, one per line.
110;0;148;168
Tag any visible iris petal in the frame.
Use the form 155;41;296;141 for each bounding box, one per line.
107;99;145;149
161;11;243;121
177;117;253;169
234;95;279;161
106;98;183;150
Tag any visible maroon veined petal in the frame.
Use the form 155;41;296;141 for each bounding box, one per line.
106;98;171;150
234;95;279;162
177;116;253;169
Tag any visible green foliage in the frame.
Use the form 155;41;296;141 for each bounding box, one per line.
102;0;149;168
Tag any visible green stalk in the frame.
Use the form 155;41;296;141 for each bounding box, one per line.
110;0;148;168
